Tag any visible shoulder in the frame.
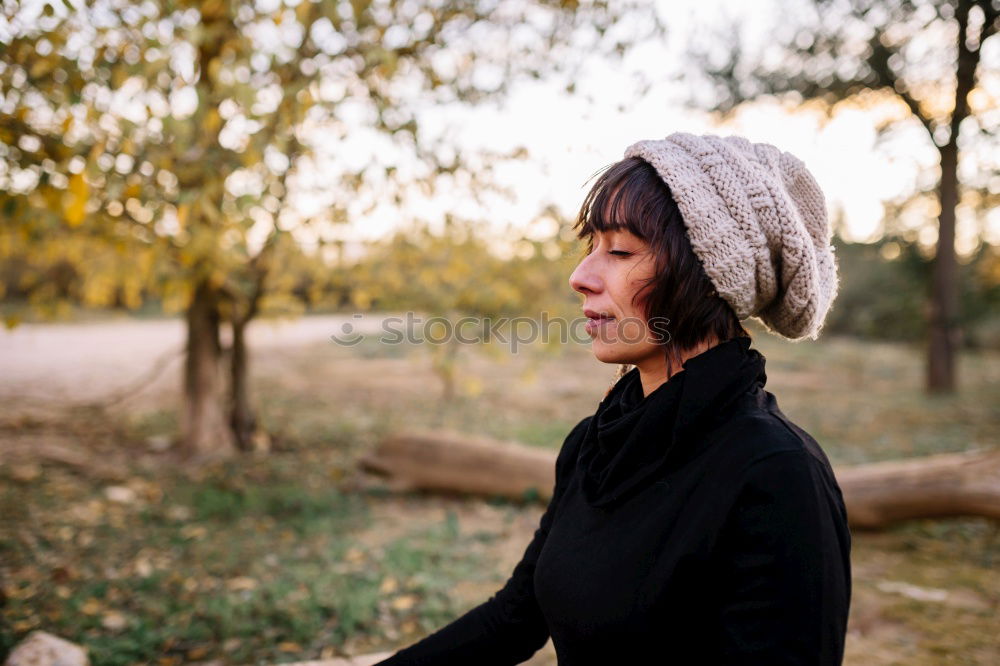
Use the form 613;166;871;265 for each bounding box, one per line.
736;447;822;506
713;389;835;475
710;409;805;473
709;393;847;507
714;409;848;529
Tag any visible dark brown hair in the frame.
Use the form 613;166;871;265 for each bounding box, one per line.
574;156;750;376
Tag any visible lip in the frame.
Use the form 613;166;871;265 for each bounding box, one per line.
584;309;617;335
584;308;616;320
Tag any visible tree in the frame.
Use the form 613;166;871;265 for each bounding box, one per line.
0;0;664;458
350;212;581;402
686;0;999;393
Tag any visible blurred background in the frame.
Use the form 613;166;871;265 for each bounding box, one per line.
1;0;998;664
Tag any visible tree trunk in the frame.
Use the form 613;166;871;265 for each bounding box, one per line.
181;280;236;460
359;432;1000;530
927;0;979;393
928;140;960;393
229;317;256;452
225;247;271;454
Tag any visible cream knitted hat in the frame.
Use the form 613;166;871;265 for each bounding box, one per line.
624;132;839;341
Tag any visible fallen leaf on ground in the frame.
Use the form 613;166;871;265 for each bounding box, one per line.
390;594;417;611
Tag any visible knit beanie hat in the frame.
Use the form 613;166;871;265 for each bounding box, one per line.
623;132;839;341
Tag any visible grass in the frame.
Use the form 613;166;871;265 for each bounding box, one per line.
0;448;488;664
2;321;999;664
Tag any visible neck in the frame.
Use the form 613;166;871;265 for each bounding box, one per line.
635;336;721;398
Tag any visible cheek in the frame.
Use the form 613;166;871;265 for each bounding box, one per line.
609;276;637;310
623;265;655;313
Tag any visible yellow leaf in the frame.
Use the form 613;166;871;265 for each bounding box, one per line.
226;576;258;591
30;57;54;78
176;203;190;229
112;67;127;88
42;185;62;211
180;525;207;540
186;646;209;660
202;109;221;134
64;173;89;226
198;196;219;222
391;594;418;611
81;597;103;615
102;610;128;631
462;376;484;397
208;57;222;82
352;288;373;309
241;146;260;167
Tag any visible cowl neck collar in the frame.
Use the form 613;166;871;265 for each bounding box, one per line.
577;336;767;508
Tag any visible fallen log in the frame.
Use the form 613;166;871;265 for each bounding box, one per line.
835;447;1000;529
357;429;556;502
358;431;1000;530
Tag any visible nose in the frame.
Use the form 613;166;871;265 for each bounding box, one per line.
569;251;601;296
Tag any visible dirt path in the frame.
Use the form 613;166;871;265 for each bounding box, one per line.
0;314;393;404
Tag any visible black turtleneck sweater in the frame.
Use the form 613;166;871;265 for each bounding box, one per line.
374;337;852;665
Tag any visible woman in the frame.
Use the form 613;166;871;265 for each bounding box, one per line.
374;133;852;665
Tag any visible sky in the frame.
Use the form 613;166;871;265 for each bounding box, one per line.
284;0;997;262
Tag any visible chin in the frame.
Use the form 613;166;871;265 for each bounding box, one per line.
590;342;637;365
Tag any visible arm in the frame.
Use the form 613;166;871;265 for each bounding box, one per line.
373;416;591;666
712;449;852;666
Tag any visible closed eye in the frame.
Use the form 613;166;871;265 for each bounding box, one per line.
609;250;632;257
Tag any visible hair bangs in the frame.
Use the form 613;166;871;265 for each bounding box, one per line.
574;159;661;251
